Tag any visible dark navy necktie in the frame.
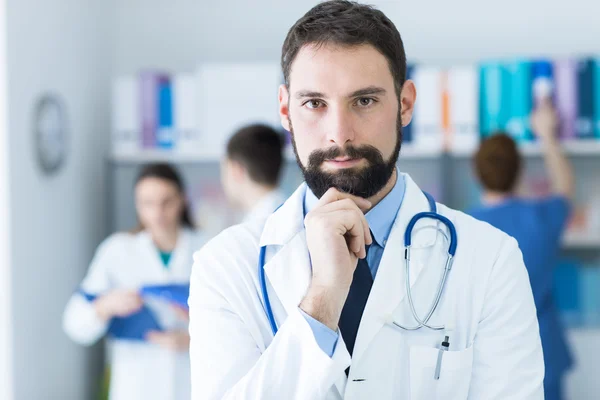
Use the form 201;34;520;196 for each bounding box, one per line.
338;250;373;359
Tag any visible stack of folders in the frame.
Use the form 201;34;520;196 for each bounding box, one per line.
479;57;600;142
111;58;600;157
111;63;282;158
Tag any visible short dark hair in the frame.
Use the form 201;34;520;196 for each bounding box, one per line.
226;124;285;187
281;0;407;97
474;133;522;193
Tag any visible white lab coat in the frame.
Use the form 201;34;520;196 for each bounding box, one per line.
63;228;205;400
243;189;287;223
189;174;545;399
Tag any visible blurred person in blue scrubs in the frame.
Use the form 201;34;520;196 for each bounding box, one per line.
469;99;575;400
221;123;287;222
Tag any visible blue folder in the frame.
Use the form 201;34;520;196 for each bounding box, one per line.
140;284;190;309
79;290;163;341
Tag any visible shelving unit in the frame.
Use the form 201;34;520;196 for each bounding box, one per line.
111;139;600;165
562;232;600;250
451;139;600;158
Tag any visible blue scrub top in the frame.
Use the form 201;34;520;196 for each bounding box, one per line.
469;196;574;382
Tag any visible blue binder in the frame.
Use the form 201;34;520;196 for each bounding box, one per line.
576;58;595;139
506;60;532;142
157;78;174;149
593;59;600;138
479;61;510;137
79;290;163;341
140;284;190;309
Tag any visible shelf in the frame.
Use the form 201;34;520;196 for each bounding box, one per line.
109;139;600;164
401;144;443;159
109;149;223;164
562;232;600;250
452;139;600;158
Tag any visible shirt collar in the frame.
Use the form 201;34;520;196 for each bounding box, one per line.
303;168;406;248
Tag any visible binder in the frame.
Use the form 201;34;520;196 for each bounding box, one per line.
140;284;190;309
531;60;554;106
196;62;281;158
479;62;510;137
575;58;595;139
447;65;479;152
554;59;578;140
172;73;200;153
111;76;140;154
580;265;600;326
79;290;162;341
505;60;532;142
411;66;443;151
157;78;174;149
593;59;600;138
140;71;169;148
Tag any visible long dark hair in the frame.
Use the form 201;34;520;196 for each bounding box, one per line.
133;163;194;231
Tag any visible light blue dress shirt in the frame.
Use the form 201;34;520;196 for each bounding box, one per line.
300;172;406;356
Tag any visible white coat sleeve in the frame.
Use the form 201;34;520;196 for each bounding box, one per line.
189;245;351;400
62;236;116;346
468;237;545;399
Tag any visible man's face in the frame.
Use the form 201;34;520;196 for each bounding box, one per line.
278;43;415;198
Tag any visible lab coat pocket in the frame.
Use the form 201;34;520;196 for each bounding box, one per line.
409;343;473;400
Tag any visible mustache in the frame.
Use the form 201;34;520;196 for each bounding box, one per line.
307;144;384;169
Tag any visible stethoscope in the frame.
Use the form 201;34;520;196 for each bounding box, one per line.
258;191;457;336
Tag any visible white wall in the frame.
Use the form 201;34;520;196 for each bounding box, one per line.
113;0;600;74
6;0;113;398
0;0;13;399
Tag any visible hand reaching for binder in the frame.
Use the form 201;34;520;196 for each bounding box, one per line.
94;289;144;321
531;98;558;139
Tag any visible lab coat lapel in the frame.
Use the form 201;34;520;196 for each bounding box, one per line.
351;174;438;364
260;184;312;319
260;183;346;397
137;232;170;282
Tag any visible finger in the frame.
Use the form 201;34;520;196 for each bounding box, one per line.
317;200;372;249
145;331;164;343
316;187;372;212
332;209;368;258
536;96;552;108
147;332;175;348
124;297;143;309
172;306;190;321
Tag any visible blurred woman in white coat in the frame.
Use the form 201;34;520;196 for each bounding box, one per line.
63;163;206;400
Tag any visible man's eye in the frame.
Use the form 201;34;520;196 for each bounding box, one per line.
305;100;324;109
356;97;375;107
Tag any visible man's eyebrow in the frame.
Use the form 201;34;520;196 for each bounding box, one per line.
349;86;386;97
294;86;387;100
295;90;326;99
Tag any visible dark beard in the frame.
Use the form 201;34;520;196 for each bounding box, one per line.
288;114;402;199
